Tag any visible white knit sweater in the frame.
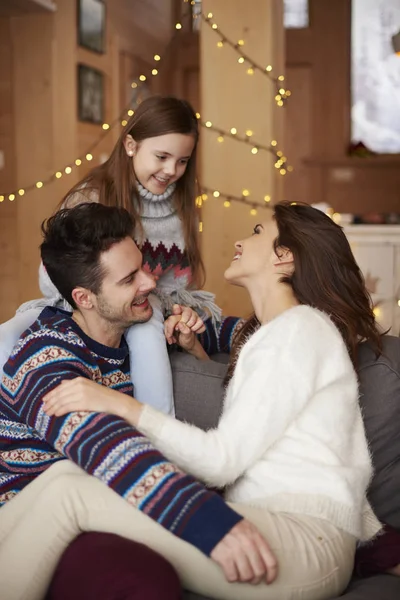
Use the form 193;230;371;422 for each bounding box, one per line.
138;305;381;541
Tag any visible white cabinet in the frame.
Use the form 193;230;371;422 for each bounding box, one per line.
344;225;400;336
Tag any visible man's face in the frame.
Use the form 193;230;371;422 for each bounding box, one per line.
93;237;156;329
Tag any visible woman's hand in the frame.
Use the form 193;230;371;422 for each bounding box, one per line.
165;305;209;360
42;377;142;423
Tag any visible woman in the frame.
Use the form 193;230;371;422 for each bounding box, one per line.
45;201;382;599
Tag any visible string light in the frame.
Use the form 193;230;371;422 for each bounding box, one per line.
198;119;292;174
200;186;273;211
201;11;290;106
1;19;185;205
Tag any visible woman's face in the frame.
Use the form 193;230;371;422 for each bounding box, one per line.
125;133;195;195
224;218;292;288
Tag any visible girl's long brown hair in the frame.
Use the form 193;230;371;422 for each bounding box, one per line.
61;95;204;287
225;201;382;384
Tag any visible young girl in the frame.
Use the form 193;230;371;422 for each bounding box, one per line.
0;96;219;415
45;201;383;600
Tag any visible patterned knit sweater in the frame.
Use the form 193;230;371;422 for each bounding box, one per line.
0;307;241;555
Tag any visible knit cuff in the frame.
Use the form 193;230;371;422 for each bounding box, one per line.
179;492;243;556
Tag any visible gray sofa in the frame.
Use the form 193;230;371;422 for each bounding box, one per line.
170;335;400;600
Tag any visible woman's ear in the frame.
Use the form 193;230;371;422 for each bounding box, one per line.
123;134;137;157
273;247;294;267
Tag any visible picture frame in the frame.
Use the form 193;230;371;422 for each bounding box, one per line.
77;64;104;124
77;0;106;54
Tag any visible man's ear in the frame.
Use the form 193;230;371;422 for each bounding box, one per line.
123;134;137;157
273;247;294;267
71;287;94;310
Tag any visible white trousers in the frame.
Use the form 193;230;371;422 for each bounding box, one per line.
0;460;356;600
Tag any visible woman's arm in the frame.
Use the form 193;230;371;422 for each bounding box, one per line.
135;334;314;487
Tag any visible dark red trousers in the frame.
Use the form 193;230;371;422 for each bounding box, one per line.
46;533;182;600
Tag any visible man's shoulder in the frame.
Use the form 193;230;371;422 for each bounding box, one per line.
7;308;90;374
16;307;86;353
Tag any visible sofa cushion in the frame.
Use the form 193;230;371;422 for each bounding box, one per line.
357;336;400;528
171;352;227;431
182;574;400;600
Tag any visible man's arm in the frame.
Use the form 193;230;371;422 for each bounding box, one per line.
1;331;241;556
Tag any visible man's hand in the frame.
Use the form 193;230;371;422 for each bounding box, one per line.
387;564;400;576
210;519;278;585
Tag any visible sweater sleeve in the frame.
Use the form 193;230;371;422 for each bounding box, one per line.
138;320;317;488
199;316;245;355
1;332;242;554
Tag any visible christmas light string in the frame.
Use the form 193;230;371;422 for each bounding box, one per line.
201;11;291;107
0;10;290;203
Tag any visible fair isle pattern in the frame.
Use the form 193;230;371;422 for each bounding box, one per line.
0;307;241;555
137;193;193;292
0;419;37;440
125;462;176;507
140;239;190;279
2;346;95;400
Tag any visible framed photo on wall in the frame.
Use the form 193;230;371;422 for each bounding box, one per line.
77;0;106;54
78;64;104;124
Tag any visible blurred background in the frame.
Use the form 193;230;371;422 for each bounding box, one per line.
0;0;399;332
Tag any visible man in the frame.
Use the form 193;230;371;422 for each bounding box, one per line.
0;203;276;600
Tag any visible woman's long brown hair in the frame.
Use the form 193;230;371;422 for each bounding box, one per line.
61;96;205;287
225;201;382;385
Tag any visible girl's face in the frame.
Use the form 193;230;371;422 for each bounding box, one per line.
125;133;196;195
224;219;293;288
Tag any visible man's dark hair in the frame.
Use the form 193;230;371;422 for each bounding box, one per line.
41;203;134;308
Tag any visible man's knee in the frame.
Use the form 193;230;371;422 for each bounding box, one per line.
46;532;182;600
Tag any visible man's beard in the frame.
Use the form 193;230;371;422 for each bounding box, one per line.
96;295;153;329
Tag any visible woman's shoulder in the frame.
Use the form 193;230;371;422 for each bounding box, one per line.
259;305;345;351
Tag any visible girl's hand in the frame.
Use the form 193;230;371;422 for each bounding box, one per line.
164;305;209;360
164;304;206;345
42;377;140;421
